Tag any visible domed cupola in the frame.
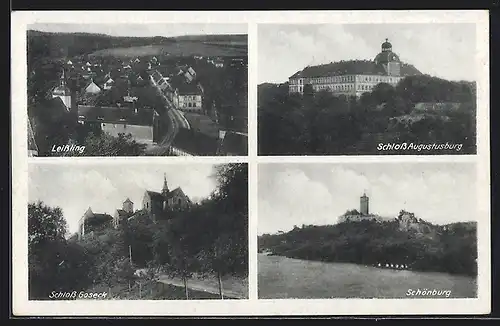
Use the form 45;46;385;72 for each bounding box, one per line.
381;38;392;52
374;38;401;66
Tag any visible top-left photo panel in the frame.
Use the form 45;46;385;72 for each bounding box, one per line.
27;23;248;157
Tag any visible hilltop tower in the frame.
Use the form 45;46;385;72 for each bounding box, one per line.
360;192;369;215
123;198;134;214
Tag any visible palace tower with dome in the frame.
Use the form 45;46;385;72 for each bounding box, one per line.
288;38;421;97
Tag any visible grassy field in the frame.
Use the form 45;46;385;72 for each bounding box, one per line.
90;41;247;58
258;254;477;299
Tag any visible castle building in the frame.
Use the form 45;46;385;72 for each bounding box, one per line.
113;198;135;228
360;192;369;215
338;192;392;224
289;39;419;97
142;173;192;221
78;207;113;240
77;174;192;238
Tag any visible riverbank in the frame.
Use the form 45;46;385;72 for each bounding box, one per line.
258;254;477;299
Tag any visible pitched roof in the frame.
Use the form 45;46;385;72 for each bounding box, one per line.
37;97;70;122
115;209;130;218
27;118;38;152
78;106;155;126
176;81;201;95
166;187;183;198
53;85;72;96
86;213;113;225
145;190;164;202
85;80;102;93
217;131;248;155
171;129;219;156
289;60;421;79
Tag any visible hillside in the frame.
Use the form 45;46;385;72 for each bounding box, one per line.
27;30;247;62
89;41;247;58
258;212;477;277
258;73;477;155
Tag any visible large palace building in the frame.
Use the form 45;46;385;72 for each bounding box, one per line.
288;39;421;97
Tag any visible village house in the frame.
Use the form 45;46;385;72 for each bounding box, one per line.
84;79;102;94
168;128;219;156
172;82;203;112
77;105;161;146
103;78;115;90
216;130;248;156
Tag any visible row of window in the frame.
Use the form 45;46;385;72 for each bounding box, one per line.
181;95;200;101
291;75;401;85
313;84;376;91
182;102;202;108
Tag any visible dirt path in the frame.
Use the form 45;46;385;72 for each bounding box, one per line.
157;274;247;299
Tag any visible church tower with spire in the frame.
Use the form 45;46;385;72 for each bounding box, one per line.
52;67;73;111
162;173;171;211
161;173;170;196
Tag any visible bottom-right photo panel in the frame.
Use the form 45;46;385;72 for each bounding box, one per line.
257;162;478;299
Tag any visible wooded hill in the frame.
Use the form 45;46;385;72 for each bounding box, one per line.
258;74;477;155
27;30;247;63
258;211;477;277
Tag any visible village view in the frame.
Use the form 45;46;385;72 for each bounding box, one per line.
27;29;248;157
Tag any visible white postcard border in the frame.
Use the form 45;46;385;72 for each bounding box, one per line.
12;10;491;316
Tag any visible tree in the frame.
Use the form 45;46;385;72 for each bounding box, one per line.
81;132;147;156
28;201;68;249
28;201;93;299
164;217;199;299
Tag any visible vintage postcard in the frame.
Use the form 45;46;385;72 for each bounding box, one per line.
12;10;490;317
27;162;249;301
258;162;480;299
25;22;248;157
258;23;479;156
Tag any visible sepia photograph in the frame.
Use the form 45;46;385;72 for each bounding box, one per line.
28;162;248;300
12;10;490;316
258;163;479;299
27;23;248;157
258;24;477;155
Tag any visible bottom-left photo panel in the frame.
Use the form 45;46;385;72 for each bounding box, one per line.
27;162;249;300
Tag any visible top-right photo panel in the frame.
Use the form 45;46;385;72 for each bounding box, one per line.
257;23;477;156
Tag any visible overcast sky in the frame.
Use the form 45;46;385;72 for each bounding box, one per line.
258;23;476;84
29;163;219;234
258;163;477;235
28;23;247;37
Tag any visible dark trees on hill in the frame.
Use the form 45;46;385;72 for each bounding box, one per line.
27;163;248;299
258;75;476;155
28;201;94;299
258;219;477;277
